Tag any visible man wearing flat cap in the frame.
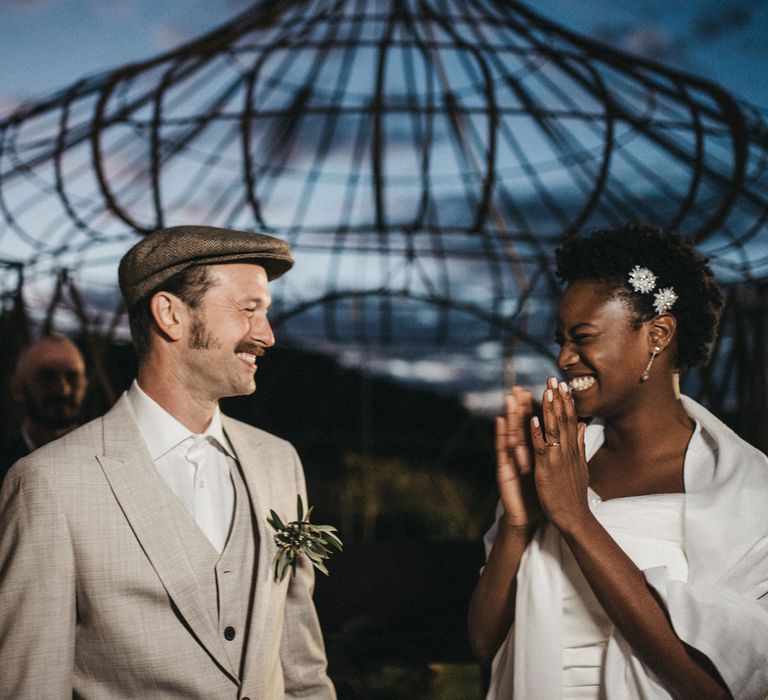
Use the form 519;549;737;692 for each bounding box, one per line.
0;226;336;699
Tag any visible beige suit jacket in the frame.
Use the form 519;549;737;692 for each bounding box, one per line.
0;394;335;699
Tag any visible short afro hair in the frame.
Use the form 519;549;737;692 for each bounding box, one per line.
555;222;724;371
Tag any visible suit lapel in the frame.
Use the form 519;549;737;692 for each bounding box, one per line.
95;396;237;681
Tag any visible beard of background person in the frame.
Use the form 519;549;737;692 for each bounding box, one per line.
20;384;82;431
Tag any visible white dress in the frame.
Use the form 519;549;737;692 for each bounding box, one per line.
484;396;768;700
561;490;687;698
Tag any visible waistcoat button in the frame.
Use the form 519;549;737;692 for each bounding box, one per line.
224;626;236;641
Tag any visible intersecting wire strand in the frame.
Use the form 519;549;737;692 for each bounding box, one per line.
0;0;766;357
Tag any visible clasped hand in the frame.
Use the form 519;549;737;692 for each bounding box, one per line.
496;377;590;533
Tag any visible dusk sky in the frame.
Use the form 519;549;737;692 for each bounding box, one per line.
1;0;767;113
1;0;767;407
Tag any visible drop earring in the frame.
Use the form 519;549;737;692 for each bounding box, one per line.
640;345;661;382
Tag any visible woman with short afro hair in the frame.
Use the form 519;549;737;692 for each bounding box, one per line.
555;223;723;372
469;223;768;699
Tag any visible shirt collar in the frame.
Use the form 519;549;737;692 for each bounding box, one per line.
126;380;234;461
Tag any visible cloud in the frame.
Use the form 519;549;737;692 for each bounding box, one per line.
693;1;758;41
591;23;684;63
151;20;195;52
0;95;24;117
4;0;57;15
624;26;675;56
88;1;138;23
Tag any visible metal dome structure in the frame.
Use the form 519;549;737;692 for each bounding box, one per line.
1;0;767;428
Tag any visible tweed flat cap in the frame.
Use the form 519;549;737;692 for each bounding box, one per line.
118;225;293;306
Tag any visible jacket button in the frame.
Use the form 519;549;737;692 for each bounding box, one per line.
224;626;236;641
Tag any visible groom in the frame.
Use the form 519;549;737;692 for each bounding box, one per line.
0;226;335;699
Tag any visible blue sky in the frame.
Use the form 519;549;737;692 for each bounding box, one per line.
0;0;248;112
1;0;767;409
550;0;768;107
1;0;767;113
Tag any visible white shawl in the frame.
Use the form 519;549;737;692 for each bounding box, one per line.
485;396;768;700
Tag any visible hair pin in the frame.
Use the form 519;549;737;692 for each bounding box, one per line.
627;265;676;314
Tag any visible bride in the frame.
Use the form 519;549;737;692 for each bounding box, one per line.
468;223;768;699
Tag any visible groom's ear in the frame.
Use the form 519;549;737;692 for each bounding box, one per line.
150;291;187;343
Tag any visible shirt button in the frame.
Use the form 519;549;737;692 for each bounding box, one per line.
224;626;236;641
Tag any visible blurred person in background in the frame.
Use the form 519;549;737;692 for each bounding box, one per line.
0;335;88;483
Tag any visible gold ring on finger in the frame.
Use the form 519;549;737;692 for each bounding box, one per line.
545;441;560;447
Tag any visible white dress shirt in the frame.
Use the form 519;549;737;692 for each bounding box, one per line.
125;380;235;553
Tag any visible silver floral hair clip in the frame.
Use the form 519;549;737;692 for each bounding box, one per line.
627;265;677;314
652;287;678;315
628;265;656;293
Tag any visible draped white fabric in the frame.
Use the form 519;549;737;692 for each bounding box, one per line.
561;491;686;696
484;397;768;700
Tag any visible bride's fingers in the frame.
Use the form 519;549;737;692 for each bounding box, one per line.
496;417;532;523
559;380;580;440
530;414;549;458
578;420;587;463
518;386;533;418
541;378;561;447
504;394;516;448
512;442;530;475
503;394;518;449
496;416;507;464
509;387;534;473
551;380;572;450
496;417;517;475
507;390;529;436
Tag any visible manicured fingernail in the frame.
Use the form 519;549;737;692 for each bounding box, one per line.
548;376;558;389
559;381;569;393
532;416;540;427
546;389;553;402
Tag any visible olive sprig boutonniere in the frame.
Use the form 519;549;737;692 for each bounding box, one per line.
267;496;343;582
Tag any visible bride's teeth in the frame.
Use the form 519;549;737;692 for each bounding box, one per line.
569;376;595;392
